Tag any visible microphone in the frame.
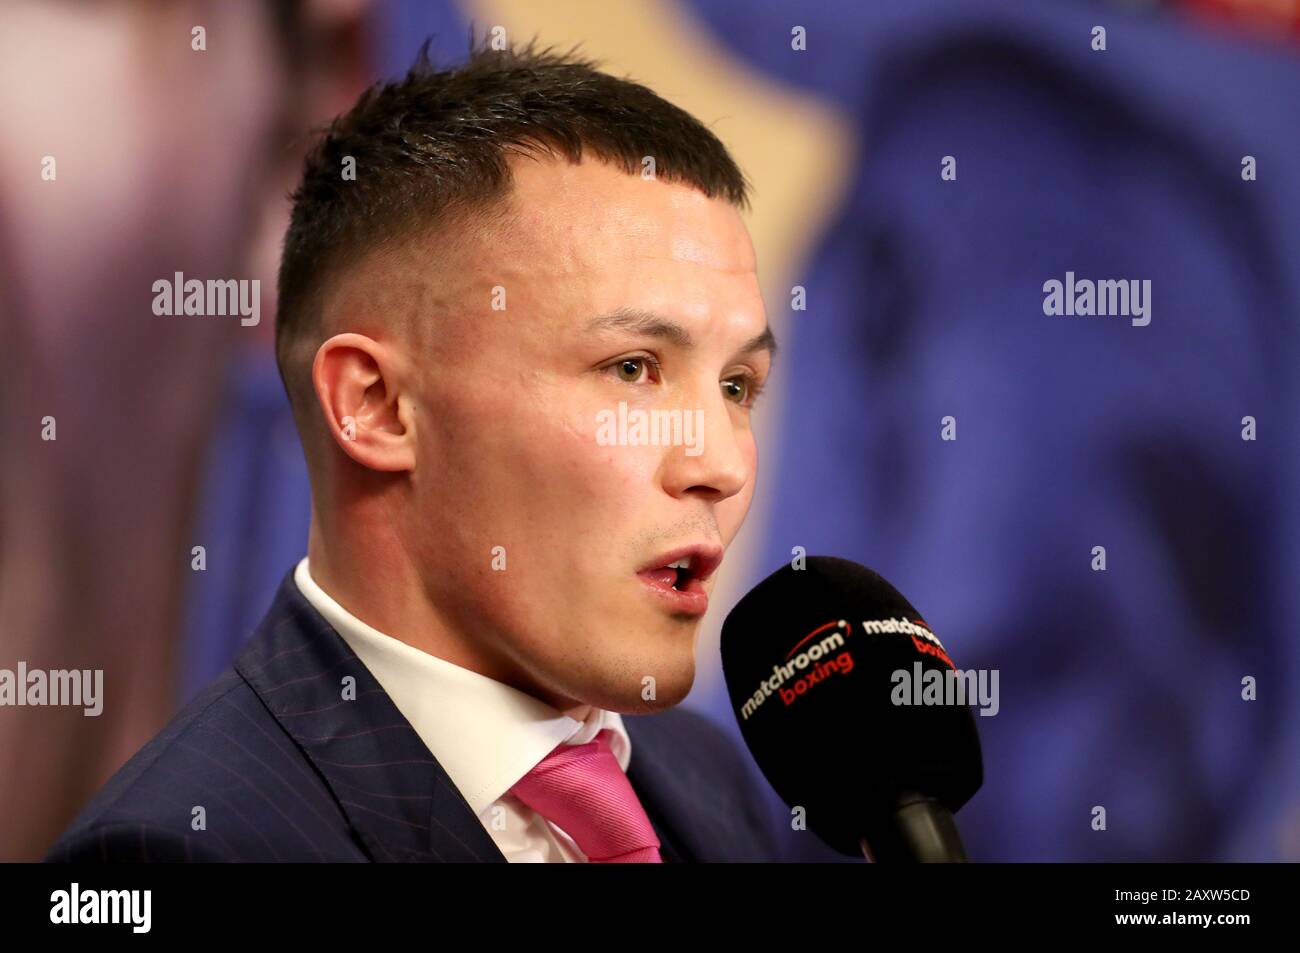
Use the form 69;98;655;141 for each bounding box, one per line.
720;556;983;862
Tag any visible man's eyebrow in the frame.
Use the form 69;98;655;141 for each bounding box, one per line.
584;307;777;358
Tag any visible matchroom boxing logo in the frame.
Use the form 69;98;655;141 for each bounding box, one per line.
737;615;998;719
739;619;855;721
862;616;953;666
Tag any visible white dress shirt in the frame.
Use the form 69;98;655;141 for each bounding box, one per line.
293;557;632;863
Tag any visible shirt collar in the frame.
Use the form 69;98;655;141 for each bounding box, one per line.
293;557;631;816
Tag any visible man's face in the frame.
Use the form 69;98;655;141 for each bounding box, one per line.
367;155;770;714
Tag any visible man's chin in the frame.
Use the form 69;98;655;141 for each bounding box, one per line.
575;662;696;716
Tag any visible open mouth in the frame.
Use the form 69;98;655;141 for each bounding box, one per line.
635;546;723;615
641;557;698;592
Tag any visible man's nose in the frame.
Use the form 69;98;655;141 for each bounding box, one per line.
658;395;750;504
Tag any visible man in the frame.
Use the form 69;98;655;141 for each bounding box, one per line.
46;40;829;863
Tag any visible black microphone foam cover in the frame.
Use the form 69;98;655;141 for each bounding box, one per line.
720;556;983;856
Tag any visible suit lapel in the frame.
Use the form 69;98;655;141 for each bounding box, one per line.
623;721;688;863
623;711;739;863
234;571;507;862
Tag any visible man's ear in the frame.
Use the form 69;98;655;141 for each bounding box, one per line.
311;332;416;472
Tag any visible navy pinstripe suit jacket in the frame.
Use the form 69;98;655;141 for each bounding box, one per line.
45;570;798;862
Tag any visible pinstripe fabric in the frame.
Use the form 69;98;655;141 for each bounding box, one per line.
44;568;784;862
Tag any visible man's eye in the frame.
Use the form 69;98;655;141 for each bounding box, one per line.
608;357;658;383
722;373;764;406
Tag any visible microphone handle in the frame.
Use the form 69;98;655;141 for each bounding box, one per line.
859;790;969;863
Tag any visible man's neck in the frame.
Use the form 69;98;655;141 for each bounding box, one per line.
305;524;586;716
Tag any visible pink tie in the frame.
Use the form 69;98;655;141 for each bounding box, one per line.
508;728;663;863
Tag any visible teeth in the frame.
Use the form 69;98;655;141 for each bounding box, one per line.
667;558;691;569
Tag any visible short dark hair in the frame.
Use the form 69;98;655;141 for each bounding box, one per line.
275;36;751;415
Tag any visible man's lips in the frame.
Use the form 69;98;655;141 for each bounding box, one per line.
635;544;724;616
637;544;724;582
